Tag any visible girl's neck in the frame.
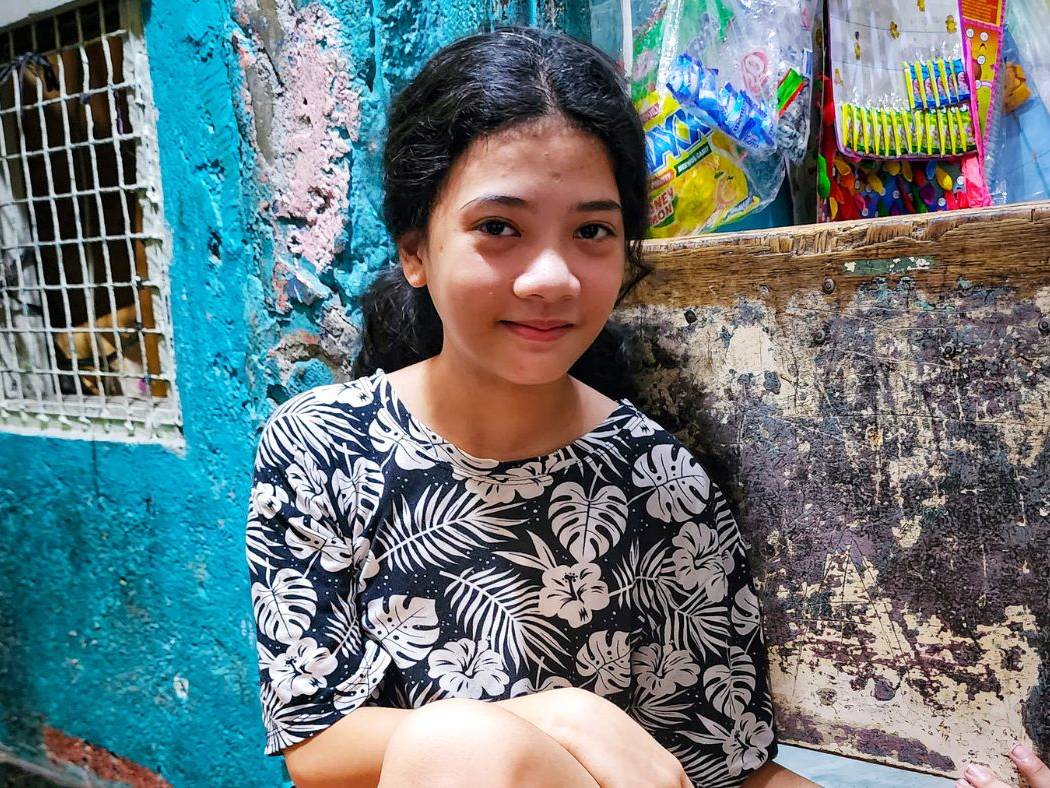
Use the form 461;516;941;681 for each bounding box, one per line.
386;354;615;462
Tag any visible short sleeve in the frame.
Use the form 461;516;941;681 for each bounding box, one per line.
628;440;777;787
246;394;390;756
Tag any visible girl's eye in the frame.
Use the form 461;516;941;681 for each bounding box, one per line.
477;219;517;237
576;223;614;240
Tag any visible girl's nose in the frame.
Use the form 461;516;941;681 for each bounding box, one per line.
512;247;581;301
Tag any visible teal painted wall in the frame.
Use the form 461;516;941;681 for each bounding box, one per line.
0;0;548;784
0;2;894;787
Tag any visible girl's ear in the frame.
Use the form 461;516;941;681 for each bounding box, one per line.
397;230;428;288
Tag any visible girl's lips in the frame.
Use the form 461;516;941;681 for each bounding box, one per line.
500;321;573;342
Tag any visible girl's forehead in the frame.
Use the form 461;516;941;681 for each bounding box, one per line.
447;119;618;197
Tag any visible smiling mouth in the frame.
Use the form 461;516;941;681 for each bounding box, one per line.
499;321;574;342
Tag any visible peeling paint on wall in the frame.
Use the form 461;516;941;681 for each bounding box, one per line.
620;264;1050;778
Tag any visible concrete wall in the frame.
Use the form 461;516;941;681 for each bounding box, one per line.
0;0;550;784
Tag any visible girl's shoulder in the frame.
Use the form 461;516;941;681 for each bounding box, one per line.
253;371;386;470
263;371;384;424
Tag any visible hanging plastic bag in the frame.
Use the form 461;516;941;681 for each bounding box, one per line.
623;0;816;237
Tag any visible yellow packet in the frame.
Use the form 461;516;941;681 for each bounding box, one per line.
638;91;756;238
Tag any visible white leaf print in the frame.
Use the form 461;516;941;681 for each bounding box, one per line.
712;492;744;555
632;539;678;630
252;568;317;645
333;639;392;712
363;595;440;669
509;674;573;698
368;406;440;470
257;640;278;674
246;518;285;573
627;690;692;732
702;646;755;718
495;531;559;572
631;443;711;522
548;481;628;562
285;516;355;573
256;391;365;470
665;743;740;788
665;590;730;659
375;485;521;573
400;679;451;708
732;585;761;637
330;456;384;538
323;592;363;660
678;714;732;747
260;681;332;755
565;418;631;480
441;566;570;672
576;630;631;696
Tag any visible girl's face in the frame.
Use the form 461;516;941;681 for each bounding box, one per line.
398;115;627;387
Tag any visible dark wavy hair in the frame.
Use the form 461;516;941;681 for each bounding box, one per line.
350;26;652;400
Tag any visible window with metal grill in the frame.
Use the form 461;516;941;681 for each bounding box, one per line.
0;0;180;444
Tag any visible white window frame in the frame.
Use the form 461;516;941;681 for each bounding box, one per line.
0;0;182;446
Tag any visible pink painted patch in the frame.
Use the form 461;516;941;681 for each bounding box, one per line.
268;7;359;274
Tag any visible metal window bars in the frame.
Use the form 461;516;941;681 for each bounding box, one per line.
0;0;181;445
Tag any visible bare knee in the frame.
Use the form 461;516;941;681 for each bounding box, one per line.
377;699;552;788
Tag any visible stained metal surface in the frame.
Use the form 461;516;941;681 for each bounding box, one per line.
618;205;1050;779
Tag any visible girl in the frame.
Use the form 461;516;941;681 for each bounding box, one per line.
248;25;791;788
246;25;1046;788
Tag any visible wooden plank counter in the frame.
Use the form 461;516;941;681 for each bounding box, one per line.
617;204;1050;779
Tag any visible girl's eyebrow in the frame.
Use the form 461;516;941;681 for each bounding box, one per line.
459;195;622;212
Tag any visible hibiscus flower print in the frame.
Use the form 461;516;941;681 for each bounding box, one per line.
458;459;554;504
269;637;339;704
251;482;289;519
427;637;510;699
632;643;701;696
723;712;775;777
287;450;336;523
671;521;735;602
538;562;610;627
509;674;573;697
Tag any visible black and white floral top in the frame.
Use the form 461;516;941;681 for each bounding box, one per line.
247;368;777;786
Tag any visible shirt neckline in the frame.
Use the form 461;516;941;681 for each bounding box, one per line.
374;367;637;468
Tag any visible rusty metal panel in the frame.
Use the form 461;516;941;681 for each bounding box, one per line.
618;204;1050;780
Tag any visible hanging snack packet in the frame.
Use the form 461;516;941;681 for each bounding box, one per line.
638;89;761;236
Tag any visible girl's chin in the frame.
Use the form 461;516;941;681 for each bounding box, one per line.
490;360;577;387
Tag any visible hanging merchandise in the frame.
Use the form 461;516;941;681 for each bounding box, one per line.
818;0;1007;221
826;0;981;159
627;0;816;237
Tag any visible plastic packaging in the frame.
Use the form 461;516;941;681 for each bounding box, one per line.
623;0;816;236
987;3;1050;205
